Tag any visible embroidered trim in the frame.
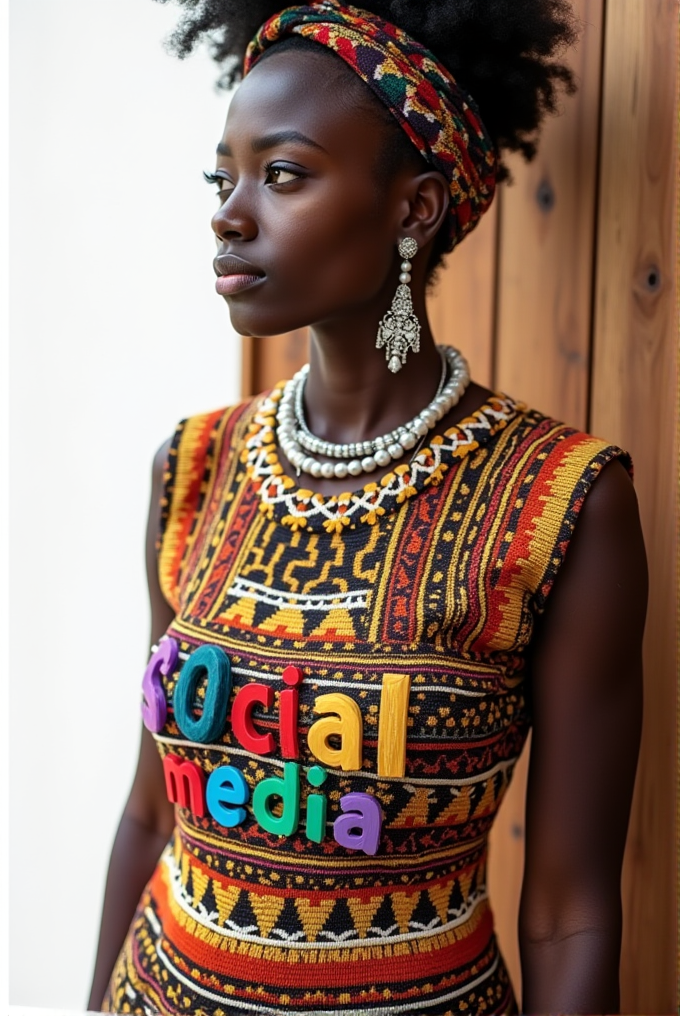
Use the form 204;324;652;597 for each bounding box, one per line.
242;384;522;531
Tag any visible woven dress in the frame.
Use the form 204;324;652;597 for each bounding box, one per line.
103;385;630;1016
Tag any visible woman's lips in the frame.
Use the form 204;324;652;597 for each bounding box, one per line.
215;273;264;296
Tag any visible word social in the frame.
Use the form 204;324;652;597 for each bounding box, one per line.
141;639;412;855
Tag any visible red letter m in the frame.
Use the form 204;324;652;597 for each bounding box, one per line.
163;753;206;817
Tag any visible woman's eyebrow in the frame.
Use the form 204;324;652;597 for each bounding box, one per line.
215;131;327;158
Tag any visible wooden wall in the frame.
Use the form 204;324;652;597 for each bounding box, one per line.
590;3;678;1010
241;2;679;1011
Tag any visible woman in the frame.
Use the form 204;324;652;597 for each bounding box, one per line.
89;2;647;1013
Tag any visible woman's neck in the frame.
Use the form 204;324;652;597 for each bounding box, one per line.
303;302;443;445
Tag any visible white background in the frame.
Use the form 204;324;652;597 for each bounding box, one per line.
9;1;240;1008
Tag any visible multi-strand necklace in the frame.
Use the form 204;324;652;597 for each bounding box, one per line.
276;345;470;480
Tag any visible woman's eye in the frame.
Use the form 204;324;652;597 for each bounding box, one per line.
204;171;234;200
265;166;300;186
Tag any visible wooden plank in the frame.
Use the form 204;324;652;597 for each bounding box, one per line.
240;334;256;398
242;328;309;397
590;1;678;1011
487;1;606;1000
493;0;605;428
426;198;498;387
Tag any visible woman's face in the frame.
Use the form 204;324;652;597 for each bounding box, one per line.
210;49;412;338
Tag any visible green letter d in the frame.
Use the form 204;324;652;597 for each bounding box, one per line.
252;762;300;837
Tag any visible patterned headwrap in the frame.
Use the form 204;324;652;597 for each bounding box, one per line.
244;0;498;251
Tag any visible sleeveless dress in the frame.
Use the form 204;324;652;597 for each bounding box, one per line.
102;386;630;1016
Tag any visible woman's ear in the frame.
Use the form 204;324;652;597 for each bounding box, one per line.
399;171;450;250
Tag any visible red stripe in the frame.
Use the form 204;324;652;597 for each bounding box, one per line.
150;867;493;987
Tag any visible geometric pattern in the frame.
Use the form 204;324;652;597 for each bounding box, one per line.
103;385;631;1015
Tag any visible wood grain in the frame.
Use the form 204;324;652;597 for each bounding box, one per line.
494;0;605;428
590;1;678;1011
426;198;498;387
487;1;606;1000
242;328;309;397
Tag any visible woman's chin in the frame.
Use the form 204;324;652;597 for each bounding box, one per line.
225;303;308;341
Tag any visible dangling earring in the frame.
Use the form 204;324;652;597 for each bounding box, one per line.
376;237;421;374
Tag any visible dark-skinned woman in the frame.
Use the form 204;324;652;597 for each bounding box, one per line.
88;3;647;1014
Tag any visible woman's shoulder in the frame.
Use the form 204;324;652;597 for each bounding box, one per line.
154;394;265;612
468;389;637;615
170;393;263;459
489;390;633;480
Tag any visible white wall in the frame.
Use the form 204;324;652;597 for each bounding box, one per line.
9;1;240;1008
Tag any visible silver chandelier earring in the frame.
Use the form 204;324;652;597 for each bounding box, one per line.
376;237;421;373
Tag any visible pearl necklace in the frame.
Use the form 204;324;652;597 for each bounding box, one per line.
294;349;449;459
276;345;470;481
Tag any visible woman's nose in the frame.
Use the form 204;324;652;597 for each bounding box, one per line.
211;186;258;244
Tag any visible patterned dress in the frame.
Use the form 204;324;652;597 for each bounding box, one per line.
103;386;630;1016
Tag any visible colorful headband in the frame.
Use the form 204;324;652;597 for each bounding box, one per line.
244;0;498;252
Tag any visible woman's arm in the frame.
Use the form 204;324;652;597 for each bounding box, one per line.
519;459;647;1015
87;440;176;1012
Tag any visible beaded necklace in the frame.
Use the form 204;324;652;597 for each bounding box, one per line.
243;386;521;533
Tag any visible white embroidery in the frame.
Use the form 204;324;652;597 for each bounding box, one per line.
243;386;519;531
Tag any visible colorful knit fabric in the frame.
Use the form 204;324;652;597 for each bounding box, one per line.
244;0;498;252
103;389;631;1016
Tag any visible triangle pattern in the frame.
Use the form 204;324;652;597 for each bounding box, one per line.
471;776;497;819
272;896;306;942
180;852;190;886
308;609;356;641
228;889;259;932
212;881;241;927
184;864;194;904
346;895;384;940
458;867;474;903
201;880;219;920
217;595;257;629
435;786;473;826
250;892;286;939
409;890;438;930
295;897;336;943
390;890;421;935
319;897;353;941
370;894;399;937
392;787;433;828
191;864;210;909
258;607;306;637
427;881;452;929
446;876;465;916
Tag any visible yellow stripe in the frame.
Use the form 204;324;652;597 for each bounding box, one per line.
158;413;218;611
522;435;612;592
